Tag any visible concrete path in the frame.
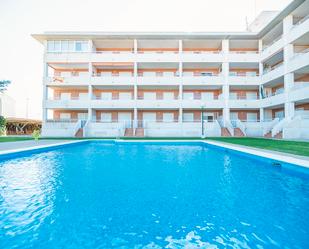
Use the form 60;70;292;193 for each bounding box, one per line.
0;140;74;152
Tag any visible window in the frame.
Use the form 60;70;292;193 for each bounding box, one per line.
183;113;194;122
54;41;61;51
61;40;68;51
47;41;54;51
183;92;194;100
247;113;258;121
163;113;174;122
75;41;88;52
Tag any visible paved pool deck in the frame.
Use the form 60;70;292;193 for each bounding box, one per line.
0;140;74;152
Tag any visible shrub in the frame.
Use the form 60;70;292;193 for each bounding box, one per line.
0;116;6;136
32;129;41;140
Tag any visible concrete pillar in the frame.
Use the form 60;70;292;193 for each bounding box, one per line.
88;85;92;100
222;59;230;125
179;108;183;122
259;108;264;122
42;108;47;122
88;62;93;77
134;39;138;54
179;40;183;53
285;102;295;119
283;15;293;35
88;108;93;121
134;108;138;128
222;40;229;54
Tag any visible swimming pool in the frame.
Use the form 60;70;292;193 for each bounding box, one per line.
0;141;308;248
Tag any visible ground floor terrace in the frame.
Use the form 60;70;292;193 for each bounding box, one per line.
42;101;309;139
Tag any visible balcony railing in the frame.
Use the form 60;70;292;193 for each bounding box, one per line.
182;50;222;54
263;62;284;74
229;95;258;100
50;96;85;101
93;72;134;77
182;72;221;77
137;96;179;100
229;51;259;54
292;14;309;28
92;96;134;100
183;94;222;100
291;82;309;90
262;35;283;51
229;72;259;77
291;47;309;59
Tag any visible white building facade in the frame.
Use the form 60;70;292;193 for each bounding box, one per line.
0;93;15;118
33;0;309;138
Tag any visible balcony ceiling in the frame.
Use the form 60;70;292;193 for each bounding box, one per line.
137;62;179;69
93;39;134;48
263;76;284;87
138;39;179;48
93;62;133;69
183;85;222;90
183;62;221;69
182;39;222;49
229;62;259;69
48;63;88;70
291;0;309;17
229;40;258;49
230;85;259;90
293;32;309;45
294;64;309;74
264;50;284;66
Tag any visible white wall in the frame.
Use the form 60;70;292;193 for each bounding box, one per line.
0;93;16;117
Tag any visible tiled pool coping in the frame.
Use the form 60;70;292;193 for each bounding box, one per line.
0;139;308;169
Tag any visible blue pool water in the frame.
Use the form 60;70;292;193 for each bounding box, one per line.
0;141;308;249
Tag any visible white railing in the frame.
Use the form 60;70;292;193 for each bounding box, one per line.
295;110;309;119
291;82;309;90
262;35;283;51
229;95;258;100
225;120;234;136
236;119;246;136
183;50;222;54
229;51;259;54
262;118;279;136
263;62;284;74
291;47;309;59
292;14;309;28
271;118;288;137
72;120;82;136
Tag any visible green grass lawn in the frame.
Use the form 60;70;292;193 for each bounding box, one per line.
206;137;309;157
0;137;33;143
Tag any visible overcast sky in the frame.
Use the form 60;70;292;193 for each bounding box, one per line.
0;0;292;119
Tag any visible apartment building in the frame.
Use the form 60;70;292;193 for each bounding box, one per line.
33;0;309;139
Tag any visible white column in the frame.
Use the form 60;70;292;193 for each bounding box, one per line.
88;40;94;52
179;108;183;122
42;108;47;122
134;39;138;54
285;102;295;119
178;40;182;53
133;61;138;128
259;108;264;122
222;51;230;125
88;108;93;122
89;62;93;77
283;15;293;34
88;85;92;100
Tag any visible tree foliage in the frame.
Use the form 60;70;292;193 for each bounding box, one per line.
0;80;11;92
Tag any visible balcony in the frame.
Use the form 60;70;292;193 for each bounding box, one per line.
182;95;224;108
181;50;224;62
182;71;223;85
261;36;284;61
91;96;135;109
289;84;309;102
91;73;135;85
262;62;284;83
288;50;309;73
44;96;90;109
136;96;180;109
137;71;180;85
228;51;260;62
260;91;285;108
228;72;260;85
228;95;260;108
